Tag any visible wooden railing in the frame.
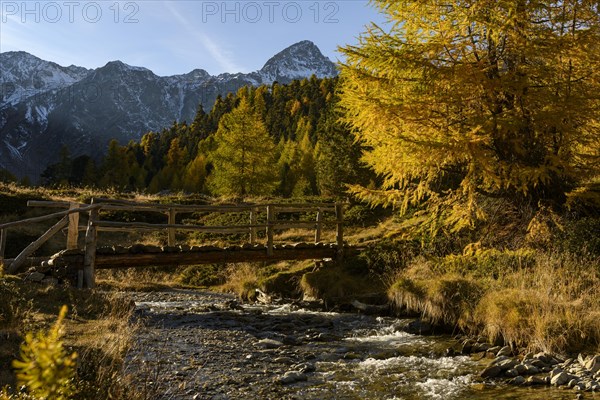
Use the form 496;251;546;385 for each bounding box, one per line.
0;203;99;274
0;198;344;289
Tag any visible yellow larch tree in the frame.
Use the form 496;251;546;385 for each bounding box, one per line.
339;0;600;232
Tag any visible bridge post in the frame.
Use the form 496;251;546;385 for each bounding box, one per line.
83;206;98;289
266;205;274;256
249;208;257;245
335;203;344;258
315;208;322;243
167;208;176;246
67;202;80;250
0;229;6;268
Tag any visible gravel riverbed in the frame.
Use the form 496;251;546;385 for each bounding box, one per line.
123;289;468;400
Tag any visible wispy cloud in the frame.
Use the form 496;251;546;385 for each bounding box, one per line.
162;1;243;73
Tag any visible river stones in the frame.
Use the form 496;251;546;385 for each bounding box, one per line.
403;319;433;335
551;371;574;386
496;346;513;357
256;338;284;349
291;362;315;373
525;376;548;385
25;271;46;282
511;376;526;385
586;355;600;374
480;356;516;378
460;338;476;354
481;365;503;378
279;370;307;384
162;245;181;253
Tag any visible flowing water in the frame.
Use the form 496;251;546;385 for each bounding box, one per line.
126;290;597;400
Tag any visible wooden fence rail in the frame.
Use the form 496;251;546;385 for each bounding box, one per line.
1;199;345;290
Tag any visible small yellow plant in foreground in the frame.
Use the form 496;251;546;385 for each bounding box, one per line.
9;305;77;400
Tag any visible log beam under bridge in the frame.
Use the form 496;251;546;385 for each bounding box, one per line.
48;243;353;270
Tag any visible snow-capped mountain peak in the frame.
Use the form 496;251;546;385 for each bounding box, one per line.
259;40;337;82
0;51;90;106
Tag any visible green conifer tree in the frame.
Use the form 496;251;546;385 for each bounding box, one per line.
208;98;278;197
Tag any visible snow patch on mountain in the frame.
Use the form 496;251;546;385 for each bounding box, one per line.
4;140;23;160
0;51;90;107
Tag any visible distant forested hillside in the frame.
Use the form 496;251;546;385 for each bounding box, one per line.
40;76;374;197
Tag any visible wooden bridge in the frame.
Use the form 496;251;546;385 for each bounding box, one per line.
0;198;347;289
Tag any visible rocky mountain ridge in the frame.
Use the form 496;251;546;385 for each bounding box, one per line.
0;40;338;180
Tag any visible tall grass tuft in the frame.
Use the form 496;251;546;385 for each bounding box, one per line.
219;263;261;301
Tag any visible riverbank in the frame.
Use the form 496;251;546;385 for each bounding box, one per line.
387;249;600;355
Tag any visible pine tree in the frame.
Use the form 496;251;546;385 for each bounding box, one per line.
182;152;208;193
339;0;600;231
315;104;372;197
208;97;278;197
99;140;134;189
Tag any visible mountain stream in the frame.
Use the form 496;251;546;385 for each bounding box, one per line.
124;289;594;400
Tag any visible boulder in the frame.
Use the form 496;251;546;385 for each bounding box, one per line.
505;369;519;377
480;365;503;378
525;376;548;386
461;339;475;354
523;364;540;375
496;346;513;357
472;343;492;353
514;364;527;375
162;245;180;253
256;338;284;349
279;371;307;384
567;378;579;388
113;245;128;254
511;376;526;385
534;352;555;365
129;244;147;254
26;272;46;282
404;319;433;335
96;246;116;255
529;359;549;369
143;245;162;253
586;355;600;374
551;371;573;386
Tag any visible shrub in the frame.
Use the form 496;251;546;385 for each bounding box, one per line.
359;239;420;278
388;275;484;329
558;217;600;256
178;265;225;287
300;264;386;305
436;247;536;279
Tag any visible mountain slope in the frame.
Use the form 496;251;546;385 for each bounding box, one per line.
0;41;338;180
0;51;90;107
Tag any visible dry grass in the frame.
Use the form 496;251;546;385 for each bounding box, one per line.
477;252;600;353
388;274;484;330
0;276;147;399
96;268;179;292
218;263;261;301
345;218;406;245
388;250;600;354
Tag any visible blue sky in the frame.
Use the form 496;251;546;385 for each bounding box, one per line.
0;1;386;76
